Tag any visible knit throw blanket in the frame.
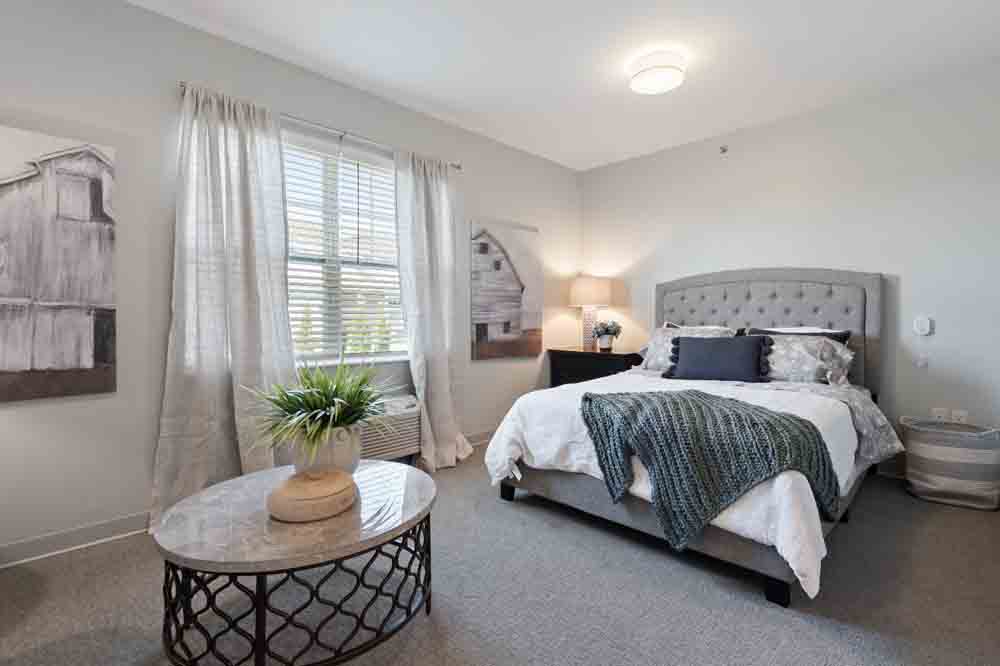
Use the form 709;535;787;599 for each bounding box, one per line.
581;390;840;550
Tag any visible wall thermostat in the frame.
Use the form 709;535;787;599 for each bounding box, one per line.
913;315;934;336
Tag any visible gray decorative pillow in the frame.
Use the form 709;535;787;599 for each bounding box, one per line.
756;334;854;384
642;326;735;372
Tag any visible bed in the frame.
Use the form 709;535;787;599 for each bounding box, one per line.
485;267;890;606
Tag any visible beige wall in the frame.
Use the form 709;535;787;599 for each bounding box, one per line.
0;0;581;550
580;63;1000;426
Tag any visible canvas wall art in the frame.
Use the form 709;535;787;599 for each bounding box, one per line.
470;220;542;360
0;125;116;401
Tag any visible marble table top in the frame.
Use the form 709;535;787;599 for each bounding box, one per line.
152;460;436;574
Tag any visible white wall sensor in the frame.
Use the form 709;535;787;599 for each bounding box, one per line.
913;315;934;336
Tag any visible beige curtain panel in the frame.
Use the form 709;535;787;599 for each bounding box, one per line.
395;151;472;471
151;84;295;523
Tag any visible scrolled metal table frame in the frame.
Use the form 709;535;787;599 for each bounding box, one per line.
161;515;431;666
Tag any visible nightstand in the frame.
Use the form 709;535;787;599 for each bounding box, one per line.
548;347;643;387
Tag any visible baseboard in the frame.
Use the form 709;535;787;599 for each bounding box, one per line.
0;511;149;570
466;430;495;447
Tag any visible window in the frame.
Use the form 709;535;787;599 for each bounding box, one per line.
89;178;110;221
282;122;406;361
56;174;94;221
55;172;111;223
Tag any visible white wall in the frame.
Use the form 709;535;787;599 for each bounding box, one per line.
10;0;996;559
580;64;1000;426
0;0;581;551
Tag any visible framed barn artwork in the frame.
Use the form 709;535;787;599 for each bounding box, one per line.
470;220;542;360
0;124;116;401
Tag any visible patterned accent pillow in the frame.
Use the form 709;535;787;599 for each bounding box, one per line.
641;326;736;372
757;334;855;384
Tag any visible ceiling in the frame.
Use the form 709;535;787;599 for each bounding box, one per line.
130;1;1000;171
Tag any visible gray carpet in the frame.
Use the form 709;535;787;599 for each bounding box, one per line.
2;447;998;666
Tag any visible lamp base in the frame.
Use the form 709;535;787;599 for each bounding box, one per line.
581;308;598;352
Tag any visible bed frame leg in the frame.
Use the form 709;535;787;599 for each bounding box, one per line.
764;577;791;608
499;482;516;502
840;508;851;523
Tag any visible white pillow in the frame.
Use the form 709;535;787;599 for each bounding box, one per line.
642;326;736;372
663;322;732;331
760;326;845;334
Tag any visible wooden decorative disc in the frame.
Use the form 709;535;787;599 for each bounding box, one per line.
268;470;357;523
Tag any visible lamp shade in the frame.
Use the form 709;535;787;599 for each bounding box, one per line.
569;275;612;307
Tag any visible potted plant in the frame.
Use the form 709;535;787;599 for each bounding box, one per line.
592;320;623;353
250;364;390;479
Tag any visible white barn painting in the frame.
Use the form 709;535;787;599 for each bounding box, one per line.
0;125;116;401
470;221;542;360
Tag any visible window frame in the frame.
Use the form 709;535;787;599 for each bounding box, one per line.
282;122;407;365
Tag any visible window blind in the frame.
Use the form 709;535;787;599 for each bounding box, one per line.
282;122;406;361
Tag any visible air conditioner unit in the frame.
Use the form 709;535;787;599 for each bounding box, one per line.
360;394;421;462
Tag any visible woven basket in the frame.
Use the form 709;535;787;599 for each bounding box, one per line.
902;416;1000;510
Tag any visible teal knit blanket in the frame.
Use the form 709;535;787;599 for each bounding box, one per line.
581;390;840;550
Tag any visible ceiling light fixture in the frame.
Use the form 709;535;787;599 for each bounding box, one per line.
627;50;686;95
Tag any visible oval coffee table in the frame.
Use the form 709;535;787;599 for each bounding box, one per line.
152;460;436;666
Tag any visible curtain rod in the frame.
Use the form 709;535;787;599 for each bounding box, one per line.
178;81;462;171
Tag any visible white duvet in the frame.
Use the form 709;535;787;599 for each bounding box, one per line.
484;369;862;598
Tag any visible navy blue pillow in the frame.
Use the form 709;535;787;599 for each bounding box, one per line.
664;336;772;382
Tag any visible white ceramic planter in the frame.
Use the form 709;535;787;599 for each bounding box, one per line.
292;425;362;478
598;334;614;352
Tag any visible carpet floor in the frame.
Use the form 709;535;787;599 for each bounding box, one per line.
2;447;998;666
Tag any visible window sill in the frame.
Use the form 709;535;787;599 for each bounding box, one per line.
298;354;410;368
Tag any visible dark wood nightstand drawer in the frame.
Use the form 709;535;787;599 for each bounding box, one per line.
548;348;643;387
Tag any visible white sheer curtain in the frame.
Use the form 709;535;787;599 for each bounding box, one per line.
151;85;295;523
396;152;473;471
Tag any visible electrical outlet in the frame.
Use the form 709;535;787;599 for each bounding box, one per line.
931;408;949;422
951;409;969;424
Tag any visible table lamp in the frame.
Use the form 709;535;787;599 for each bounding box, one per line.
569;275;611;351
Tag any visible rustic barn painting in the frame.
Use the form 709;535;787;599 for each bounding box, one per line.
0;125;116;401
470;222;542;360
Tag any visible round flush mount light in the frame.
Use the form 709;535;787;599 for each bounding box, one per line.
627;50;686;95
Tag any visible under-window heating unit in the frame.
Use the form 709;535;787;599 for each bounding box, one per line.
360;394;422;461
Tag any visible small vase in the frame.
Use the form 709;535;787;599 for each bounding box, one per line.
292;425;363;478
598;335;614;353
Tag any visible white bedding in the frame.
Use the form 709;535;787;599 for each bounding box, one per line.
484;369;861;598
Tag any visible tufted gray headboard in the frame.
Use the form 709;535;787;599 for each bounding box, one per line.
655;268;882;393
